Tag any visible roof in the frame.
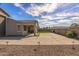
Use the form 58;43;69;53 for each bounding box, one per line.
0;8;10;17
16;20;38;23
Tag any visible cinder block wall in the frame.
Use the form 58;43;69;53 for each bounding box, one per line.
54;29;68;36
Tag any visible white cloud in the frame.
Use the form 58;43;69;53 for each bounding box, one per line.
13;3;79;28
14;3;25;10
14;3;65;20
58;20;72;23
26;3;58;16
41;15;53;20
14;3;21;7
56;13;71;16
52;16;65;19
41;15;66;20
38;18;57;28
56;12;79;17
56;20;72;26
71;17;79;19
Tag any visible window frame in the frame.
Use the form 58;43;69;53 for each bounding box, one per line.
17;25;21;32
23;25;27;31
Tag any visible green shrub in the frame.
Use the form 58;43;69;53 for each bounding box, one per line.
66;31;77;38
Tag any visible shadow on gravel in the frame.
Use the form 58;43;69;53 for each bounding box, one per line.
0;45;79;56
0;34;36;40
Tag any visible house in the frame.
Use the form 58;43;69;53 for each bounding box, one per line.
0;8;38;36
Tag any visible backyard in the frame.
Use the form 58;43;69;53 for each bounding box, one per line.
0;32;79;55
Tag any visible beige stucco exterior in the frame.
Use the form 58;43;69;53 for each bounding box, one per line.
6;19;38;36
0;15;6;36
0;8;38;36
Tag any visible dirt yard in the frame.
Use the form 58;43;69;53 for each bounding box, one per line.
0;33;79;45
0;33;79;56
0;45;79;56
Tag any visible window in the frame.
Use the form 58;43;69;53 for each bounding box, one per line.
23;25;27;31
17;25;21;31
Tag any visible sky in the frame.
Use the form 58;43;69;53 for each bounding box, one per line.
0;3;79;28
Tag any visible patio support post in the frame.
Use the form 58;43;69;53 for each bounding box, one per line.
21;25;24;35
34;24;37;36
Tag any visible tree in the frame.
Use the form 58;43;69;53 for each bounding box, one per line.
70;23;79;29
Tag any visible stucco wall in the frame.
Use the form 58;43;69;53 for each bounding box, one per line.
6;19;22;36
6;19;38;36
0;16;6;36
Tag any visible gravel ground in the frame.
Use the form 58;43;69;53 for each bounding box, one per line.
0;45;79;56
0;33;79;56
0;33;79;45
